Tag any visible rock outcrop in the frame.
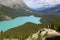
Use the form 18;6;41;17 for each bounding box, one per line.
0;0;26;8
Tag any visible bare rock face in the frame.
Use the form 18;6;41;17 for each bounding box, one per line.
0;0;25;8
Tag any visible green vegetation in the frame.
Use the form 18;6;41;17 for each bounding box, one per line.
0;22;46;40
0;14;60;40
0;21;60;40
0;5;60;40
41;14;60;31
0;31;4;40
0;5;38;21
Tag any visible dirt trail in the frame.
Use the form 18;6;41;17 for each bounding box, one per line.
41;28;60;37
26;28;60;40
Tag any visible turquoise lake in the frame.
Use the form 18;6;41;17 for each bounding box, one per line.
0;15;41;31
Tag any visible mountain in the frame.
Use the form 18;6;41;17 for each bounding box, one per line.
37;5;60;14
0;0;60;26
0;0;60;14
0;5;40;21
0;5;60;25
0;0;41;21
39;5;60;24
0;0;25;8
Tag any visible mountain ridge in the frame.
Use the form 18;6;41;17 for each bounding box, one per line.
0;0;24;8
37;4;60;14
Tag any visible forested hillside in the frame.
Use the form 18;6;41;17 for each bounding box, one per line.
0;22;45;39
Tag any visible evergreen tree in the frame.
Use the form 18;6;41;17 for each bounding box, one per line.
0;30;4;40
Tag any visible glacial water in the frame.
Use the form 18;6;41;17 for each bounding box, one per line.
0;15;41;31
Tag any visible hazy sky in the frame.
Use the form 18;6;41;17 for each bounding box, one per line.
23;0;60;8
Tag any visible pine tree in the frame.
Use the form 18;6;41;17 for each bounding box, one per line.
0;30;4;40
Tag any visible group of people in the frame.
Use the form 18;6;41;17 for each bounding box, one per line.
39;25;54;33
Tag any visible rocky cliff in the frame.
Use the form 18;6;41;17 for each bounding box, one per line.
0;0;26;8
